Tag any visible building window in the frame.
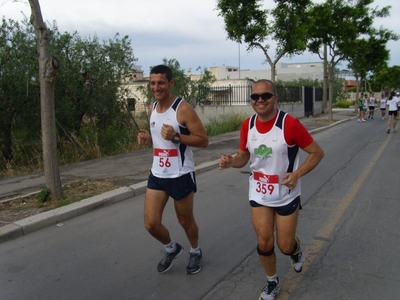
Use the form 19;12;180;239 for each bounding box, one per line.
127;98;136;111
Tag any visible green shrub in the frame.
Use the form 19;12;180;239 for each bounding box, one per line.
334;100;352;108
2;112;245;177
37;188;51;203
205;113;247;136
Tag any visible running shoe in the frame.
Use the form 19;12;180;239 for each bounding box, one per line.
291;250;306;272
290;237;306;272
186;249;202;274
259;279;280;300
157;243;183;273
387;128;390;134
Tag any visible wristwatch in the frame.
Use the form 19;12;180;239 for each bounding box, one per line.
172;132;180;144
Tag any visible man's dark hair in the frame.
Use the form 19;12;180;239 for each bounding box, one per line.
150;65;173;81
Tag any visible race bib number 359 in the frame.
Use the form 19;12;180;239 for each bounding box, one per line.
250;171;280;203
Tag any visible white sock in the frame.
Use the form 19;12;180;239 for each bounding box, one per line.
190;247;201;254
267;274;278;283
164;241;177;253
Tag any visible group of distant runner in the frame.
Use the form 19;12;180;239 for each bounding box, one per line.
356;91;400;134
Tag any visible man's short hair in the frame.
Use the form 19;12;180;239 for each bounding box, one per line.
150;65;173;81
253;79;277;94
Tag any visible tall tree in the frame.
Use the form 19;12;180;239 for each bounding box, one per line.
347;34;389;102
216;0;312;82
372;65;400;92
347;28;398;96
29;0;63;199
0;15;138;164
307;0;394;120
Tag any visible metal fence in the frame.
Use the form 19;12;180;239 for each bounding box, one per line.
197;84;323;106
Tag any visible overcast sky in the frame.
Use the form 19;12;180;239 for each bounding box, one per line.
2;0;400;76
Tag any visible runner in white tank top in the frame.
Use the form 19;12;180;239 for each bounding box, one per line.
368;92;376;119
137;65;208;275
219;79;324;300
380;92;388;120
150;97;195;178
246;111;301;207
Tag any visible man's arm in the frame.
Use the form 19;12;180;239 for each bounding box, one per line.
219;149;250;170
137;103;154;145
176;101;209;148
281;141;324;189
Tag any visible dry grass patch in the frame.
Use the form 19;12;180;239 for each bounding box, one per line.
0;179;118;227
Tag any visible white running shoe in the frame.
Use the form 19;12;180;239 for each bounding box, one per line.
290;250;306;272
259;278;280;300
290;237;306;272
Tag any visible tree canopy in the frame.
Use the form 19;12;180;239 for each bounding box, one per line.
0;17;137;162
306;0;397;117
216;0;312;81
0;17;38;160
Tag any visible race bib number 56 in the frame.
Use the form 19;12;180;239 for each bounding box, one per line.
250;171;280;203
153;148;179;174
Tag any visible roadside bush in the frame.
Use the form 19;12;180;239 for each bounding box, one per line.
333;100;352;108
205;113;247;136
37;188;51;203
1;114;245;178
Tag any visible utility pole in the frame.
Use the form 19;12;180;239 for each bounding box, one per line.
323;43;328;114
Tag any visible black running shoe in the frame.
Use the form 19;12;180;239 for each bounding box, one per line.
186;249;202;275
157;243;183;273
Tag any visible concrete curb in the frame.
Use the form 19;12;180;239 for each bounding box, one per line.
0;118;351;243
0;159;221;243
309;116;354;134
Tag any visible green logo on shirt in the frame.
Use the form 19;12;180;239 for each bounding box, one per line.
254;144;273;158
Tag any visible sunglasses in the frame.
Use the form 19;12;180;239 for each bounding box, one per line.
250;92;275;101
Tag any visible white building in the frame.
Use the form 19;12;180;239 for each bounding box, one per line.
123;62;326;117
207;62;324;82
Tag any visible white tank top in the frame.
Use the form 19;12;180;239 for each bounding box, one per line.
150;98;195;178
387;98;398;111
380;98;387;109
369;97;376;106
246;111;301;207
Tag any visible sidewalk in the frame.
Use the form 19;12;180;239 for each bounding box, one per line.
0;109;355;242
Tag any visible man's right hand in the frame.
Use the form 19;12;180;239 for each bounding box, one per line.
137;129;150;145
219;154;234;170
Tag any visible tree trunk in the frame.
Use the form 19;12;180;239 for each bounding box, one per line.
328;66;334;122
323;43;328;114
270;63;276;84
0;121;14;161
354;75;360;113
29;0;63;200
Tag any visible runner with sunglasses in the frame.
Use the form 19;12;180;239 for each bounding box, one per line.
219;79;324;300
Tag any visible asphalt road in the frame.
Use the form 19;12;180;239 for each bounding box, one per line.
1;115;400;300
